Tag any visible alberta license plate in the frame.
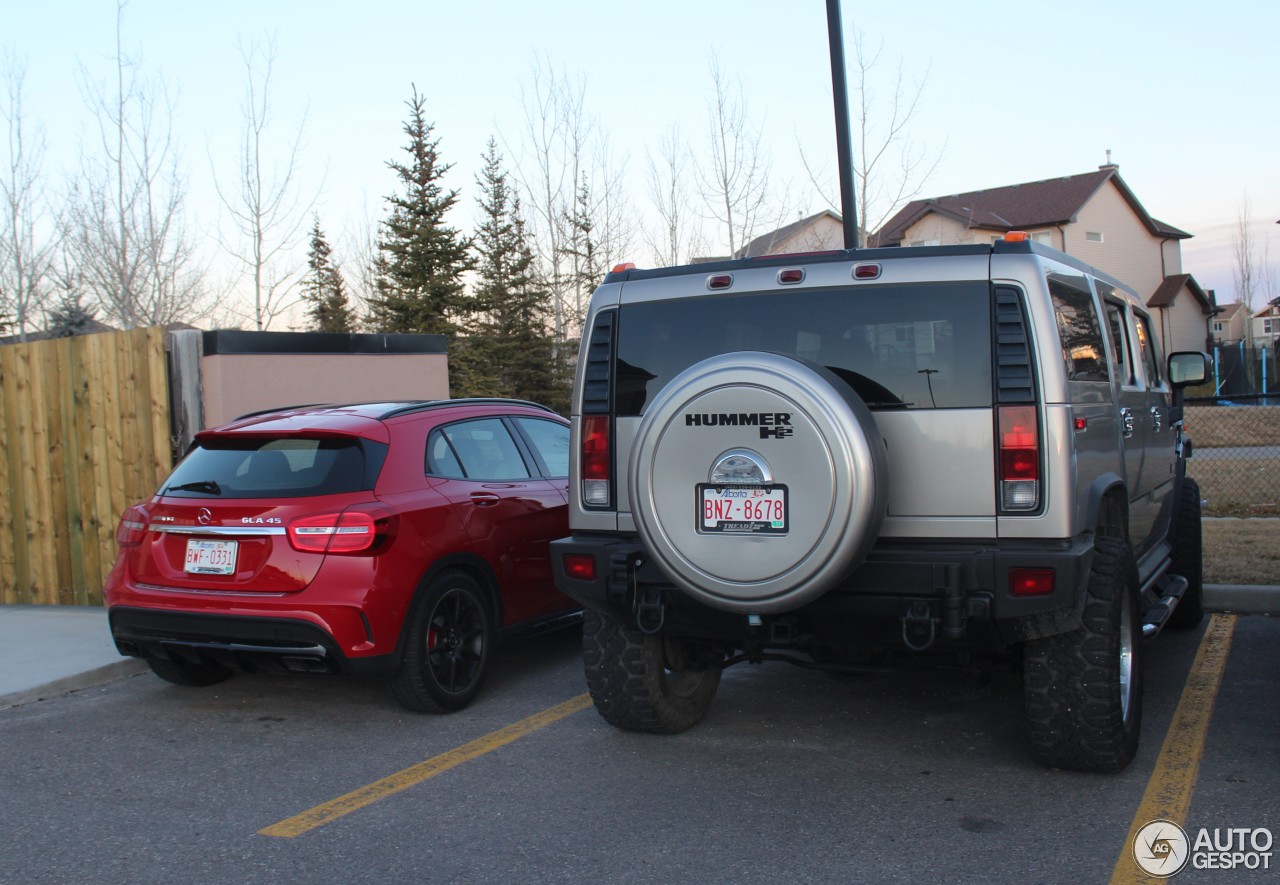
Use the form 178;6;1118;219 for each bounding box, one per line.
184;539;238;575
699;485;788;534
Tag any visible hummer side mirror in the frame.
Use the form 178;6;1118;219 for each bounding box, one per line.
1168;351;1210;388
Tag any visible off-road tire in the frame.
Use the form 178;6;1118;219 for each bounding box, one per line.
582;609;722;734
393;570;494;714
147;656;233;687
1167;478;1204;629
1023;536;1143;773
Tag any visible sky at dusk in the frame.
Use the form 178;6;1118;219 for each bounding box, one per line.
5;0;1278;325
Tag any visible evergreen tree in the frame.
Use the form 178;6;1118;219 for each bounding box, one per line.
302;218;356;333
460;138;563;409
45;291;98;337
365;88;473;336
562;171;603;333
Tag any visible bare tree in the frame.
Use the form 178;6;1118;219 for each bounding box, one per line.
696;55;773;258
0;54;57;340
510;57;631;341
212;35;315;330
1233;195;1258;312
800;26;943;238
64;0;207;329
642;123;705;266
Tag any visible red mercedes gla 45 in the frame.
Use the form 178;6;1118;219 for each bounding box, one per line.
105;399;577;713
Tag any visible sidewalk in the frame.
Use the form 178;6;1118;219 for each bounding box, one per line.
2;587;1277;710
0;605;146;709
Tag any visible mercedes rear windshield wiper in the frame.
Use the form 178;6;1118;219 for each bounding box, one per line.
165;480;222;495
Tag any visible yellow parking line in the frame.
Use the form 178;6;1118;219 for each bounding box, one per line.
1110;613;1238;884
259;692;593;839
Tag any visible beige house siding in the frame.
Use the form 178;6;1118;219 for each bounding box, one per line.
1069;183;1165;298
900;214;975;246
1151;295;1210;355
1212;304;1249;344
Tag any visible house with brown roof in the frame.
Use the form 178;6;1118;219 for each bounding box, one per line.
870;165;1213;355
735;209;845;258
1211;301;1249;345
1252;304;1280;349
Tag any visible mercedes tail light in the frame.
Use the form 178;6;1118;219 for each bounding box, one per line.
115;505;148;548
998;405;1039;511
288;506;396;555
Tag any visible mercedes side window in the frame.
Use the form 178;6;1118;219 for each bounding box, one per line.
513;417;570;478
1048;275;1108;383
428;419;532;480
1134;312;1163;388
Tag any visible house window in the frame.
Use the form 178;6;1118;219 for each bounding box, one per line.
1085;231;1104;243
1213;322;1224;333
1265;319;1276;335
1031;231;1053;245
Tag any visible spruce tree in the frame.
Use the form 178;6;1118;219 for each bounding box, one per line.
302;218;356;333
462;138;563;409
366;88;473;336
45;293;98;337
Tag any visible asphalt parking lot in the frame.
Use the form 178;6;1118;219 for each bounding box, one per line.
1;613;1276;884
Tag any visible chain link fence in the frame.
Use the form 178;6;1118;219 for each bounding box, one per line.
1185;395;1280;517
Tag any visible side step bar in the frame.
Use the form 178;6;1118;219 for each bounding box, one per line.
1141;573;1189;638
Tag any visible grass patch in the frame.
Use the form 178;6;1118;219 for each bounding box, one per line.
1185;405;1280;448
1187;458;1280;517
1203;518;1280;585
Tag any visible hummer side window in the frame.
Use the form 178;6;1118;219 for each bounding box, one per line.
1048;276;1108;383
1102;294;1135;387
1133;313;1163;387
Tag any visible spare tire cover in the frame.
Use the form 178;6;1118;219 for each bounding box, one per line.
630;351;888;614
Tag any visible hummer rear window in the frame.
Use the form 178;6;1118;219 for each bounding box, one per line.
163;438;384;498
614;282;993;415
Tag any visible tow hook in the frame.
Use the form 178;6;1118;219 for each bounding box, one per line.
635;586;666;635
901;601;938;652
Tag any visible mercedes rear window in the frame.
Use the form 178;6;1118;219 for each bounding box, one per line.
615;282;993;415
162;437;387;498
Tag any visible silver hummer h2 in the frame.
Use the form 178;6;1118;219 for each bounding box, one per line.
551;235;1209;772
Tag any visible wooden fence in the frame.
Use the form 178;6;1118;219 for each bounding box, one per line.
0;328;172;606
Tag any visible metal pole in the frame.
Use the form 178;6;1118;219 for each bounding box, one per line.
826;0;859;249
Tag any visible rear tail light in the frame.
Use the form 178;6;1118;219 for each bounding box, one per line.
1010;568;1055;596
563;554;597;581
580;415;611;507
288;506;396;554
116;505;148;547
998;405;1039;511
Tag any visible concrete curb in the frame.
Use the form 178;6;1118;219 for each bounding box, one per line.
0;658;148;711
1205;584;1280;616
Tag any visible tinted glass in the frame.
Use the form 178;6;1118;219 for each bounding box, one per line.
514;417;570;477
615;282;993;415
1104;301;1134;385
428;419;531;480
1134;313;1163;386
163;437;377;498
1049;276;1108;383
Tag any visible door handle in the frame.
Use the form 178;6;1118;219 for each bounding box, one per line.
469;492;501;507
1150;406;1163;432
1120;407;1134;439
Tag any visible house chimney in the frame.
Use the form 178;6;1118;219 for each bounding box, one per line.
1100;149;1118;171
